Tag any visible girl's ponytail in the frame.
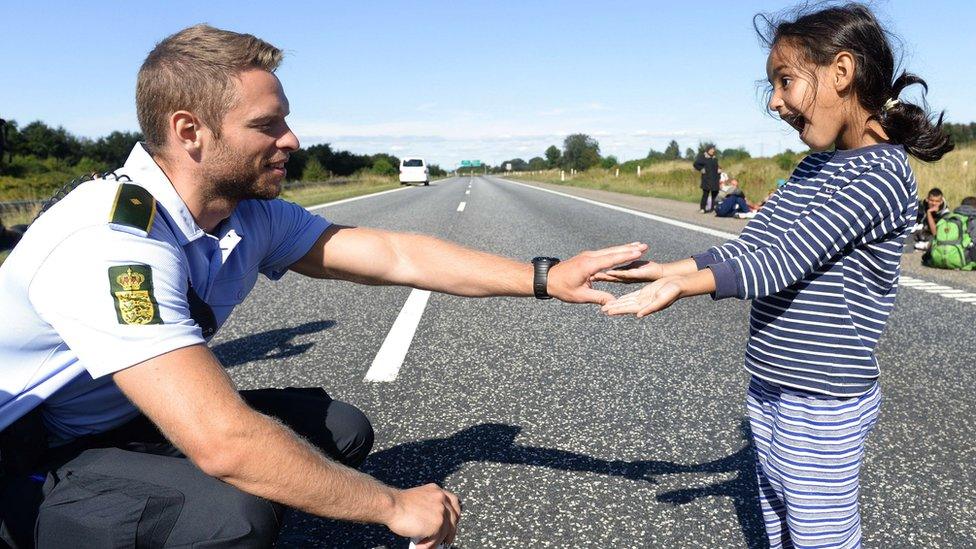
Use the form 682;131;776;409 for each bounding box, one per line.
880;72;954;162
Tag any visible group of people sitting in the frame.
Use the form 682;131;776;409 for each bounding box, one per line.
912;187;976;271
708;172;776;220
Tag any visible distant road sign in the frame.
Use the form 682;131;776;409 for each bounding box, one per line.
460;160;482;168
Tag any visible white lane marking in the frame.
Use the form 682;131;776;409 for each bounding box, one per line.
899;276;976;305
457;201;466;212
364;289;432;382
498;177;737;239
465;190;470;195
497;177;976;308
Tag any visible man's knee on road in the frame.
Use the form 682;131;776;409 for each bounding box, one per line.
242;388;374;468
325;400;374;469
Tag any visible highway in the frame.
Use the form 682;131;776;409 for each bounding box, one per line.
211;176;975;548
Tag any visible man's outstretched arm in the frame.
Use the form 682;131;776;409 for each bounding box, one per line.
289;225;646;305
113;345;460;547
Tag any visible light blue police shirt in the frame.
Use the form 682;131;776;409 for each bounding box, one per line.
0;143;330;443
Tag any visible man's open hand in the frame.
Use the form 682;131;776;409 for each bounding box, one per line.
547;243;647;305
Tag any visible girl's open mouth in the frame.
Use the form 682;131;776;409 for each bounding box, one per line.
783;112;807;136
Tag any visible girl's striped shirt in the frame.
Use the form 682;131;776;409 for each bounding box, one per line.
694;143;917;397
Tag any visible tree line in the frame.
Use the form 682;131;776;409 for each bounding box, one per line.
0;118;444;182
491;136;752;175
490;121;975;174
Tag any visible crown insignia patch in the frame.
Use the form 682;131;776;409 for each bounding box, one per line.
108;265;162;325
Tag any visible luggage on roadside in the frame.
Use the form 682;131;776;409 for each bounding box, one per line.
924;208;976;270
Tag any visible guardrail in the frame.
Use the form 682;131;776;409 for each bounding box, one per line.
0;199;43;215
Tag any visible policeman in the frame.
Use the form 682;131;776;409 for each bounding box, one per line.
0;24;646;548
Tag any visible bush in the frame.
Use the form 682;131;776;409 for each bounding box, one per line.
302;157;330;182
773;150;802;172
371;157;396;176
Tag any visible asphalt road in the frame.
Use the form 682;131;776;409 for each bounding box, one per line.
211;176;975;548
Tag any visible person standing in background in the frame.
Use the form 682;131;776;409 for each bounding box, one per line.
694;146;720;213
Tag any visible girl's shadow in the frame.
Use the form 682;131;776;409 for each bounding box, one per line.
212;320;335;368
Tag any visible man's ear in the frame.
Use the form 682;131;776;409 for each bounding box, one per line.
171;111;204;155
832;51;856;94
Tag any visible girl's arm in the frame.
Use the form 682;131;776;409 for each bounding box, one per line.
592;192;781;285
707;165;909;301
602;268;717;317
591;257;698;283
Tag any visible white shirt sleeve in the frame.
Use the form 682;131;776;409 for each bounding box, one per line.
28;225;205;379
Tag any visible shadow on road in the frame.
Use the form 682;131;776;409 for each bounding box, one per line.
655;420;768;549
211;320;335;368
277;420;766;548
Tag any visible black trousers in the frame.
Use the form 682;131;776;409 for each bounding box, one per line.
700;189;718;211
0;387;373;549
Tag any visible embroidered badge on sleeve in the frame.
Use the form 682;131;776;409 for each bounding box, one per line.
108;265;163;325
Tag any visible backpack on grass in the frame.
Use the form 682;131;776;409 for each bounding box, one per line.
925;211;976;270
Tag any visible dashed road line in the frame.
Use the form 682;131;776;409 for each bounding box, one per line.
457;201;466;212
364;289;432;382
901;276;976;304
498;177;976;309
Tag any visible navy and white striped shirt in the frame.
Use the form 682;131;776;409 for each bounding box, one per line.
694;143;917;397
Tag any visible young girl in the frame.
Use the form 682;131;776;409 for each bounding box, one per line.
598;4;953;548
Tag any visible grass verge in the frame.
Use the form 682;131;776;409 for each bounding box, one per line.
282;178;400;207
513;144;976;207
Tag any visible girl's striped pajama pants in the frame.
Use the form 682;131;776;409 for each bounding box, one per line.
746;376;881;549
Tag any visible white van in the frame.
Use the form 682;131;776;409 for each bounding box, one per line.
399;158;429;186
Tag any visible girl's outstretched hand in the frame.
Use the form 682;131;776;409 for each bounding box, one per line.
601;276;683;318
590;260;664;284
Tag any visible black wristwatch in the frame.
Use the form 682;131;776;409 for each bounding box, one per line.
531;256;561;300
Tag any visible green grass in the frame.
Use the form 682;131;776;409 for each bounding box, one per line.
515;143;976;207
281;176;399;206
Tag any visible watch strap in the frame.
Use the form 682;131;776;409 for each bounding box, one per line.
532;257;560;299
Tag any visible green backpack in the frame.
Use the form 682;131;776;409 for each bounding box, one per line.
926;212;976;270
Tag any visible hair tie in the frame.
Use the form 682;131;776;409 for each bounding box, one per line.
882;98;901;113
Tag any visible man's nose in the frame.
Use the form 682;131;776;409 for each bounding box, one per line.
279;125;300;152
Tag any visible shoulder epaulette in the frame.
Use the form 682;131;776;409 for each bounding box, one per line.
108;183;156;235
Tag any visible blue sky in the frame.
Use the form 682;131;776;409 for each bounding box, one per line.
2;1;973;168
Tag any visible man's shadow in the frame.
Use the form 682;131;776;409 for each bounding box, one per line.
211;320;335;368
278;420;766;548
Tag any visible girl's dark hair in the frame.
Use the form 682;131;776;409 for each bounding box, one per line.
755;2;954;161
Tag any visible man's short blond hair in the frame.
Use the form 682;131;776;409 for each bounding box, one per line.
136;24;282;155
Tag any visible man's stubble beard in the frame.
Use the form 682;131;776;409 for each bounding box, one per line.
203;138;281;203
